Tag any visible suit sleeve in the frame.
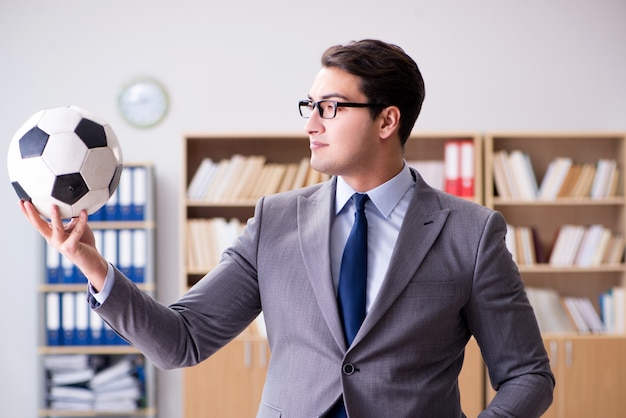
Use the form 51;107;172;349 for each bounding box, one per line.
465;211;555;418
90;198;265;370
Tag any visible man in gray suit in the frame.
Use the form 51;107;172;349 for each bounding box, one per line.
22;39;554;417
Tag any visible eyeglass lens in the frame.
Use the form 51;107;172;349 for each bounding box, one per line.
299;100;337;119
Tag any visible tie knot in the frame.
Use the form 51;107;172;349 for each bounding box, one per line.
352;193;369;212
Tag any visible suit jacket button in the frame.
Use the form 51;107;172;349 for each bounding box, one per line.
342;363;356;375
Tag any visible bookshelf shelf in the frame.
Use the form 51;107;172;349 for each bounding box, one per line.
39;407;157;417
38;284;155;293
493;197;625;206
38;346;143;355
37;163;157;418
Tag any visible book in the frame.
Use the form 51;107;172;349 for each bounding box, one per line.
561;297;591;333
277;163;300;193
556;163;582;198
444;140;461;196
525;287;576;333
505;224;517;264
291;157;311;190
497;150;520;198
407;160;444;191
591;159;617;199
574;224;606;267
570;163;596;198
186;158;214;200
233;155;267;200
459;140;475;197
492;152;512;199
538;157;572;200
508;150;538;200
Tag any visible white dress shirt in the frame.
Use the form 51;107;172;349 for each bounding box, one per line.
331;163;415;313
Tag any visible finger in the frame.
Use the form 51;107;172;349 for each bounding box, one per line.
68;210;89;241
20;200;52;238
49;205;66;241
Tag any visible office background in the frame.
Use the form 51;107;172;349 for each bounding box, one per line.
1;1;625;416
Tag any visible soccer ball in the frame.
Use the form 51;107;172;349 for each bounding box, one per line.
7;105;123;219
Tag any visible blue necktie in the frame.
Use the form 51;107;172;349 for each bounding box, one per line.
337;193;369;346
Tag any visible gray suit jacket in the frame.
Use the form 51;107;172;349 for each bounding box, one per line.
93;172;554;417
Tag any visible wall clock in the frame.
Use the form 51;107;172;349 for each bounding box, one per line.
118;78;169;128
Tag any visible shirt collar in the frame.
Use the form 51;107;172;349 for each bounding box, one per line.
335;162;414;218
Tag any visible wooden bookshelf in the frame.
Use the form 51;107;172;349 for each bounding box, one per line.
180;132;485;417
38;163;157;418
484;132;626;417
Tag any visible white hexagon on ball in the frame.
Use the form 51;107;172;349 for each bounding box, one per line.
42;132;88;175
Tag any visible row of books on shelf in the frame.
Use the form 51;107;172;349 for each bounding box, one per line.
505;223;624;266
44;354;145;412
45;292;127;346
89;165;150;221
527;286;624;334
46;228;148;284
187;155;330;202
186;218;244;270
493;150;620;200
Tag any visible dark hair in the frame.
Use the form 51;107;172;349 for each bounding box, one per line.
321;39;425;146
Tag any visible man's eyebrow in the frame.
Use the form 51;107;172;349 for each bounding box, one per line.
307;93;350;101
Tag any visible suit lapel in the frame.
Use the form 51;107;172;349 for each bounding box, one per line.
298;179;348;349
354;177;450;345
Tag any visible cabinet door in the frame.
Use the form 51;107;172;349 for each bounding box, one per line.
540;338;561;418
557;337;626;418
459;337;484;416
184;338;270;418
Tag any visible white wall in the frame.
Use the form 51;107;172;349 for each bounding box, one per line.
0;0;624;416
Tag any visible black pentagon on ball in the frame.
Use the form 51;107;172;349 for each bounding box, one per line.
11;181;32;202
75;118;107;149
51;173;89;204
19;127;49;158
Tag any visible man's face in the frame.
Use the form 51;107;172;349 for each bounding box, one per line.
304;67;381;180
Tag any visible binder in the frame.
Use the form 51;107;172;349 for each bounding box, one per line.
61;292;77;345
132;166;147;221
89;308;104;346
46;243;61;284
118;167;133;220
459;140;474;198
118;229;133;280
103;321;128;346
75;292;89;346
61;253;76;284
444;140;461;196
132;230;147;283
103;230;118;267
104;186;119;221
46;292;61;346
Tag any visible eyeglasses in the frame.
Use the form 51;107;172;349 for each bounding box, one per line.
298;99;387;119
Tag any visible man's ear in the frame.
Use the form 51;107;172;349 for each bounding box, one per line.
378;106;401;140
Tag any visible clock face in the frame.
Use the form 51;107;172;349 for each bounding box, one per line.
118;78;168;128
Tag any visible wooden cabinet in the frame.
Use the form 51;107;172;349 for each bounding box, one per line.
459;337;485;417
184;334;270;418
545;336;626;418
181;132;485;417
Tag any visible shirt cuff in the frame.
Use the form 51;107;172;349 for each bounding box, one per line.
89;262;116;305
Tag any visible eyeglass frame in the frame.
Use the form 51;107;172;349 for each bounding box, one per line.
298;99;388;119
